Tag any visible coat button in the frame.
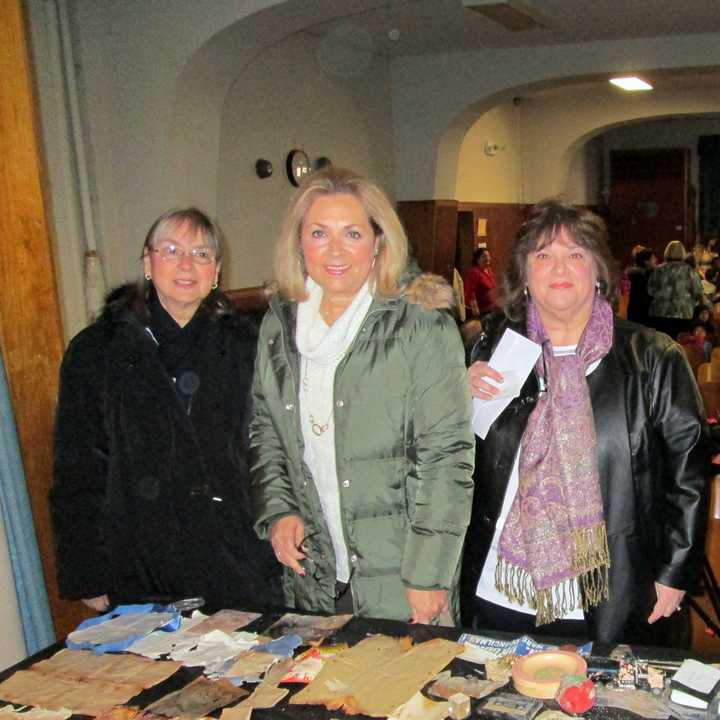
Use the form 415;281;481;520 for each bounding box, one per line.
342;479;350;488
336;400;344;408
268;338;275;345
285;403;294;411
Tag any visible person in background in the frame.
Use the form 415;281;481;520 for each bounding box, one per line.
678;322;712;363
464;247;497;318
626;247;656;325
51;208;282;612
647;240;704;339
692;233;718;276
706;255;720;288
461;199;708;646
250;167;474;624
693;305;717;343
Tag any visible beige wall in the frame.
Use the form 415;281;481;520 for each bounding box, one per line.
455;102;523;203
216;32;394;289
392;35;720;201
518;87;720;203
454;85;720;207
26;0;720;340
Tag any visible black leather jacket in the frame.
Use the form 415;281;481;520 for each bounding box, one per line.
460;313;710;645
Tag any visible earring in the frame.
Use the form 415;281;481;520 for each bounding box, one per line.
524;286;529;298
211;281;218;290
595;280;601;295
144;273;151;281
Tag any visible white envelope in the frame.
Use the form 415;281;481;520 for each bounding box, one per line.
472;329;542;439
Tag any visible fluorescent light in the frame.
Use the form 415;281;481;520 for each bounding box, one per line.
609;77;653;91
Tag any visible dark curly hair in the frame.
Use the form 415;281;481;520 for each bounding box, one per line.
501;199;618;321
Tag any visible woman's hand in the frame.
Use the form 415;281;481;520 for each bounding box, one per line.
270;515;307;576
82;594;110;612
404;588;449;624
648;581;686;623
468;361;504;400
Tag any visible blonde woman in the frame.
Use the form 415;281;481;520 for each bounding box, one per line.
250;167;474;623
648;240;704;338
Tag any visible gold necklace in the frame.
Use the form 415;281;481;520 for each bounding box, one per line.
303;361;333;436
309;412;332;436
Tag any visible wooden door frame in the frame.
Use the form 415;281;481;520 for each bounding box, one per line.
0;0;88;639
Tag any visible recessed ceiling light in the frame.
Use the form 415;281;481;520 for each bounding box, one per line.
609;77;653;91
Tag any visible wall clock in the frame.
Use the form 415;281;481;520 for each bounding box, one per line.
286;149;311;186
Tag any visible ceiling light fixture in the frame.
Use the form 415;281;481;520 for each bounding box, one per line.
609;77;653;91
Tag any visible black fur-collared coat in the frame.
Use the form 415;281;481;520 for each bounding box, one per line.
50;284;281;610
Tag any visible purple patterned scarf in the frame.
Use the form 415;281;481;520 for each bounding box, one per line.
496;296;614;625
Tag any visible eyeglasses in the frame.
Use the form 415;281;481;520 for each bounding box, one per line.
298;532;355;601
151;244;216;265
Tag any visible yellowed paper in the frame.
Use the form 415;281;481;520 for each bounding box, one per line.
388;691;449;720
291;635;463;717
351;638;463;716
32;649;181;687
0;703;73;720
220;684;289;720
291;635;410;709
0;649;181;717
187;610;261;636
0;672;140;716
223;651;281;679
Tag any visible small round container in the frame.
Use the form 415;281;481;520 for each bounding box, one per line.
512;651;588;699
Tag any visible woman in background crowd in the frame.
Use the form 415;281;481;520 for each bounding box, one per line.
251;167;474;624
648;239;704;338
464;247;497;319
462;199;708;646
626;246;656;325
51;208;281;612
693;233;718;276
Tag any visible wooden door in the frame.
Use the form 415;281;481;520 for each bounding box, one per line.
608;148;691;264
396;200;459;281
455;211;476;276
0;0;90;639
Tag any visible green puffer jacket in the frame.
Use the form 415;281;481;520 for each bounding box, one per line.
250;274;475;621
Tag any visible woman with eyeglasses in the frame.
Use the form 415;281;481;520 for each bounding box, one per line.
250;167;474;624
51;208;281;613
460;199;709;646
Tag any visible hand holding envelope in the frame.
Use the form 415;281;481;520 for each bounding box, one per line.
470;329;542;439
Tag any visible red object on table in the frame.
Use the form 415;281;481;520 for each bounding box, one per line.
556;675;596;714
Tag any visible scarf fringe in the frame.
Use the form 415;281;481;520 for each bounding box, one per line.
495;523;610;626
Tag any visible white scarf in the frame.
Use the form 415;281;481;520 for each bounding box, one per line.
295;277;372;582
295;277;372;362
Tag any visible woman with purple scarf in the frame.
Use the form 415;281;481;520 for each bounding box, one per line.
460;199;709;646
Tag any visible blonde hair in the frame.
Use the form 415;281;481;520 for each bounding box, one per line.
274;167;408;301
664;240;686;262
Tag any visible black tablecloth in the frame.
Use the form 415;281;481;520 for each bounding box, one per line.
0;610;710;720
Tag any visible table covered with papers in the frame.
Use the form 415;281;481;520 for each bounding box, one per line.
0;608;715;720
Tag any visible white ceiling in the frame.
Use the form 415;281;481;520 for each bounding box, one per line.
303;0;720;56
298;0;720;99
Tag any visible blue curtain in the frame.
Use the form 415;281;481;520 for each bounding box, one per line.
0;352;55;653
